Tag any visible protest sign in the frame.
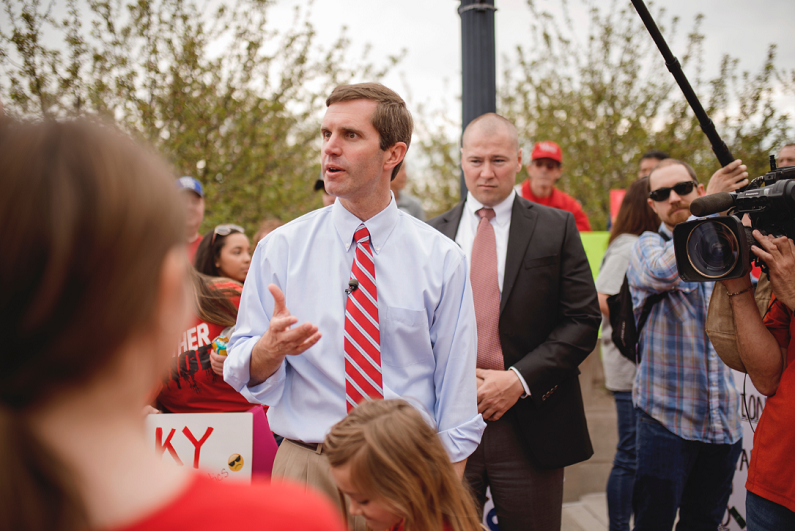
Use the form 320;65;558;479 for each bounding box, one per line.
145;412;253;483
721;371;765;530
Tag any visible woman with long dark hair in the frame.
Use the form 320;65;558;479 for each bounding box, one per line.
597;176;661;531
194;224;251;282
0;119;344;531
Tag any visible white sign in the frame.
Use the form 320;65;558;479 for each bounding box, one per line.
145;412;253;483
721;371;765;530
483;490;498;530
480;371;764;531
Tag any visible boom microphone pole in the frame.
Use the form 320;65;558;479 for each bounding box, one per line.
630;0;735;167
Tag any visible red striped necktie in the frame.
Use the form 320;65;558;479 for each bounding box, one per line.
344;224;383;412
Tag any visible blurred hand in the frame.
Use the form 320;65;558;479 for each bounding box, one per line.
475;368;524;421
210;350;226;376
706;159;748;195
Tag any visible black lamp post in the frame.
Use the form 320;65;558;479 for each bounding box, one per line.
459;0;497;199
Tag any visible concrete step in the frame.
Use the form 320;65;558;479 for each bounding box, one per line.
580;493;608;527
562;501;606;531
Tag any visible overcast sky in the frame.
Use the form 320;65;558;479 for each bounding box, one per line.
269;0;795;128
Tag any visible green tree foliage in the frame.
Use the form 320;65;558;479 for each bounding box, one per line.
415;0;794;226
0;0;400;233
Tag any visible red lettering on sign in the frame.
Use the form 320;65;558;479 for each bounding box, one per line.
182;426;214;469
155;427;183;466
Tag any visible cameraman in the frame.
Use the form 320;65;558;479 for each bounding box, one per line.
627;157;747;530
721;231;795;529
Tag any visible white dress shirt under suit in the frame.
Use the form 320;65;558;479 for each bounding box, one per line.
224;195;486;462
455;190;531;397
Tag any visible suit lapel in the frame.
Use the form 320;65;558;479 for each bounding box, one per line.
435;201;466;240
501;196;538;315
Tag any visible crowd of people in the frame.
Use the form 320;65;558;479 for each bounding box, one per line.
2;81;794;531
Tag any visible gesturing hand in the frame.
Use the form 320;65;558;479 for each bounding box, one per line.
476;368;525;422
249;284;321;386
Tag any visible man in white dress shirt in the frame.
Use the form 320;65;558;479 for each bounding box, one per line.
224;83;485;524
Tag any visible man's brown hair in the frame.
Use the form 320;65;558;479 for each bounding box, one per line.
649;158;698;183
326;83;413;180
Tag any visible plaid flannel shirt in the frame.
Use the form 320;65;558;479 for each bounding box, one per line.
627;224;741;444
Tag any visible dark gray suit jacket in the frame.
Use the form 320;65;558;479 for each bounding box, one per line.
428;195;600;469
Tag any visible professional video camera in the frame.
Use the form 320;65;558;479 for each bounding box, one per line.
672;158;795;282
629;0;795;282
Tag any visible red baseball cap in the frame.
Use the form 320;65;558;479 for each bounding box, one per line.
531;141;562;164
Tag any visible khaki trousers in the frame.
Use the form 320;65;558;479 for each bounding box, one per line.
272;439;367;531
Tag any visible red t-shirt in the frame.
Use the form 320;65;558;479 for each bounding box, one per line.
157;282;254;413
187;236;202;264
746;294;795;512
105;474;347;531
520;180;592;231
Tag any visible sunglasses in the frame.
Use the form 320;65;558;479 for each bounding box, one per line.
649;181;698;202
211;224;245;245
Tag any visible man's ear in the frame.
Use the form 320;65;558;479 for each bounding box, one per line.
697;183;706;197
516;148;523;173
383;142;408;172
647;198;659;215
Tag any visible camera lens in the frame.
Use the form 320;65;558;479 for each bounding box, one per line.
686;221;740;279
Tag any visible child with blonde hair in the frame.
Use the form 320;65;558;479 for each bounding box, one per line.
324;399;482;531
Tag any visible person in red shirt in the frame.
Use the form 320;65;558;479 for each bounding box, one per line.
0;119;346;531
517;140;592;231
324;399;480;531
156;270;254;413
722;230;795;529
177;176;205;262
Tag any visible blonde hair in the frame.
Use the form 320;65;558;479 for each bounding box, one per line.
324;399;482;531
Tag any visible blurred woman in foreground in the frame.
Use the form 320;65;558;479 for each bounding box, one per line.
0;119;345;531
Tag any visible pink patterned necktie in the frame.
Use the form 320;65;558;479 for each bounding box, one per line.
470;208;504;370
343;224;383;412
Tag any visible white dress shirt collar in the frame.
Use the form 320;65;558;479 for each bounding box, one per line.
332;192;399;255
464;190;516;225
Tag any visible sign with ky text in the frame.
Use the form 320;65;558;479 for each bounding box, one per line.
145;412;253;483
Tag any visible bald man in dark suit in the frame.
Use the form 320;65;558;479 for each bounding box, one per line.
428;114;600;531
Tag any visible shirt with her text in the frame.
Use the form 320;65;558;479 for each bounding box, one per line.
157;282;254;413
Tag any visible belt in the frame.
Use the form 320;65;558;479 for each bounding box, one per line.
286;438;325;454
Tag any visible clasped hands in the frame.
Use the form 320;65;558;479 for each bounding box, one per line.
248;284;322;386
476;368;525;422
